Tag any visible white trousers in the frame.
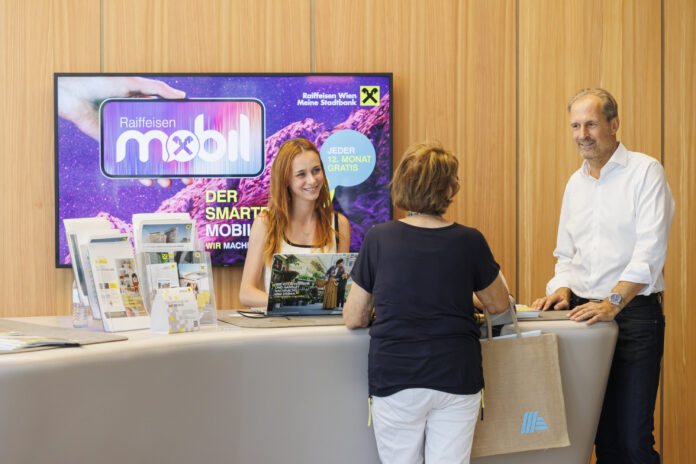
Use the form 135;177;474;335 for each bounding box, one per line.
371;388;481;464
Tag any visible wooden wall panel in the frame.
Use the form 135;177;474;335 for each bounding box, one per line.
0;0;99;318
315;0;517;292
455;0;516;294
517;0;662;304
103;0;310;73
315;0;458;165
663;0;696;461
103;0;311;309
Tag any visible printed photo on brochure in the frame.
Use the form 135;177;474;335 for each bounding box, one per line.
140;223;195;250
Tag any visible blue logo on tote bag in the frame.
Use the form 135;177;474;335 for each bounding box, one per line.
521;411;549;434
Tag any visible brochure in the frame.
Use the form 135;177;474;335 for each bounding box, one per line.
150;287;200;334
88;234;150;332
0;331;80;351
516;304;542;319
132;213;195;254
63;217;114;307
178;261;216;324
137;249;216;325
76;229;121;320
140;222;195;251
149;263;180;290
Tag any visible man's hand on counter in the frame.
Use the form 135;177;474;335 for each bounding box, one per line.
568;300;620;325
531;287;571;311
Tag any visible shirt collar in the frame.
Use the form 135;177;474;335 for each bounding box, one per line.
580;142;627;178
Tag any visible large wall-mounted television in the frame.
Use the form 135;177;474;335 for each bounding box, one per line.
54;73;393;267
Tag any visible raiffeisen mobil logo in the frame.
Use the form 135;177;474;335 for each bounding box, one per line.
521;410;549;434
100;99;265;178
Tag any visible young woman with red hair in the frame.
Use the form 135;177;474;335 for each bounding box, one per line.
239;138;350;308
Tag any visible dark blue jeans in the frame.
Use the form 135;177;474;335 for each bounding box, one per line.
594;303;665;464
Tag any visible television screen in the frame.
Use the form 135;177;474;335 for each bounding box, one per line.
55;73;393;267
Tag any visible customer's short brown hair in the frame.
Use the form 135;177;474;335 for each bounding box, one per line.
390;142;460;215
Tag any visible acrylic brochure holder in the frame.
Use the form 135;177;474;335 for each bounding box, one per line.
132;213;217;332
63;217;115;320
138;250;218;329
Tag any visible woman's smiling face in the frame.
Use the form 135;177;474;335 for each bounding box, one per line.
287;150;325;202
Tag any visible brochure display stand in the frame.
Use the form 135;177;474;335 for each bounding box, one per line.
63;214;217;333
139;250;218;330
133;213;217;332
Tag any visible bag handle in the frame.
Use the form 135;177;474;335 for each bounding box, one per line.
483;294;521;340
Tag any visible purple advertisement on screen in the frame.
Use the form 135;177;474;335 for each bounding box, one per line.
55;74;393;266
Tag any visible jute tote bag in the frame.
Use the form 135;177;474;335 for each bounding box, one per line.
471;298;570;457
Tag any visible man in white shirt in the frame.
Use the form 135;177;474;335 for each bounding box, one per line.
532;88;674;464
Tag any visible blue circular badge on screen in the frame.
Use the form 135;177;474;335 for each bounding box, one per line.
320;130;376;189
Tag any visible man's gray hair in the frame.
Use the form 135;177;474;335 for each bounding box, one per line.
567;88;619;122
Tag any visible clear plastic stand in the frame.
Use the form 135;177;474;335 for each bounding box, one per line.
71;280;89;328
137;250;218;327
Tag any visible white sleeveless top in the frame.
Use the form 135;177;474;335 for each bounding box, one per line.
263;214;340;292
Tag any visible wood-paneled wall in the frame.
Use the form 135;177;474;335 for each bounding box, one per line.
0;0;693;461
0;0;100;318
663;0;696;460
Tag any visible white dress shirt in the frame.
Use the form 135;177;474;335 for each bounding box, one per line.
546;143;675;300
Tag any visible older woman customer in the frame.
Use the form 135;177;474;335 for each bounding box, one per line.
343;142;510;464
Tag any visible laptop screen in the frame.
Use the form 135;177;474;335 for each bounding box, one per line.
267;253;358;315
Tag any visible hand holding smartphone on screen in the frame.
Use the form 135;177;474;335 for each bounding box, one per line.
57;76;192;187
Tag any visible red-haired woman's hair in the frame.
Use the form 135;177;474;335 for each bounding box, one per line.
263;138;335;264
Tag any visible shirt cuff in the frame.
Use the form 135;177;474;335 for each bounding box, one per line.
618;262;652;286
546;275;569;296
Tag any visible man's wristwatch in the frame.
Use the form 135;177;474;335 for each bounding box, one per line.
608;292;624;308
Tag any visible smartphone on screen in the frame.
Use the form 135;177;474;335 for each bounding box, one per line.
99;98;265;178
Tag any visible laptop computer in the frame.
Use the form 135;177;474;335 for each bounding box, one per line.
266;253;358;316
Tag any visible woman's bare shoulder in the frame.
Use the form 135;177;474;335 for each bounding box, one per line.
336;212;350;229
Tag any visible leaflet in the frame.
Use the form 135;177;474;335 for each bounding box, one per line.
63;217;113;307
150;287;200;334
132;213;196;254
178;262;216;325
148;262;180;291
88;234;150;332
0;332;80;351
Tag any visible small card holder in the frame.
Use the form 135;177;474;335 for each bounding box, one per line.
150;287;200;334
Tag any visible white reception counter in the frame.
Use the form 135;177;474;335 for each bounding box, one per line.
0;315;617;464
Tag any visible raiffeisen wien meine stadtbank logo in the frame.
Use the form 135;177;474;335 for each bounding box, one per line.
100;98;265;179
360;86;380;106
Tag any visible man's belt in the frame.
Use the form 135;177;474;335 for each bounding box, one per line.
625;293;663;308
571;292;662;309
